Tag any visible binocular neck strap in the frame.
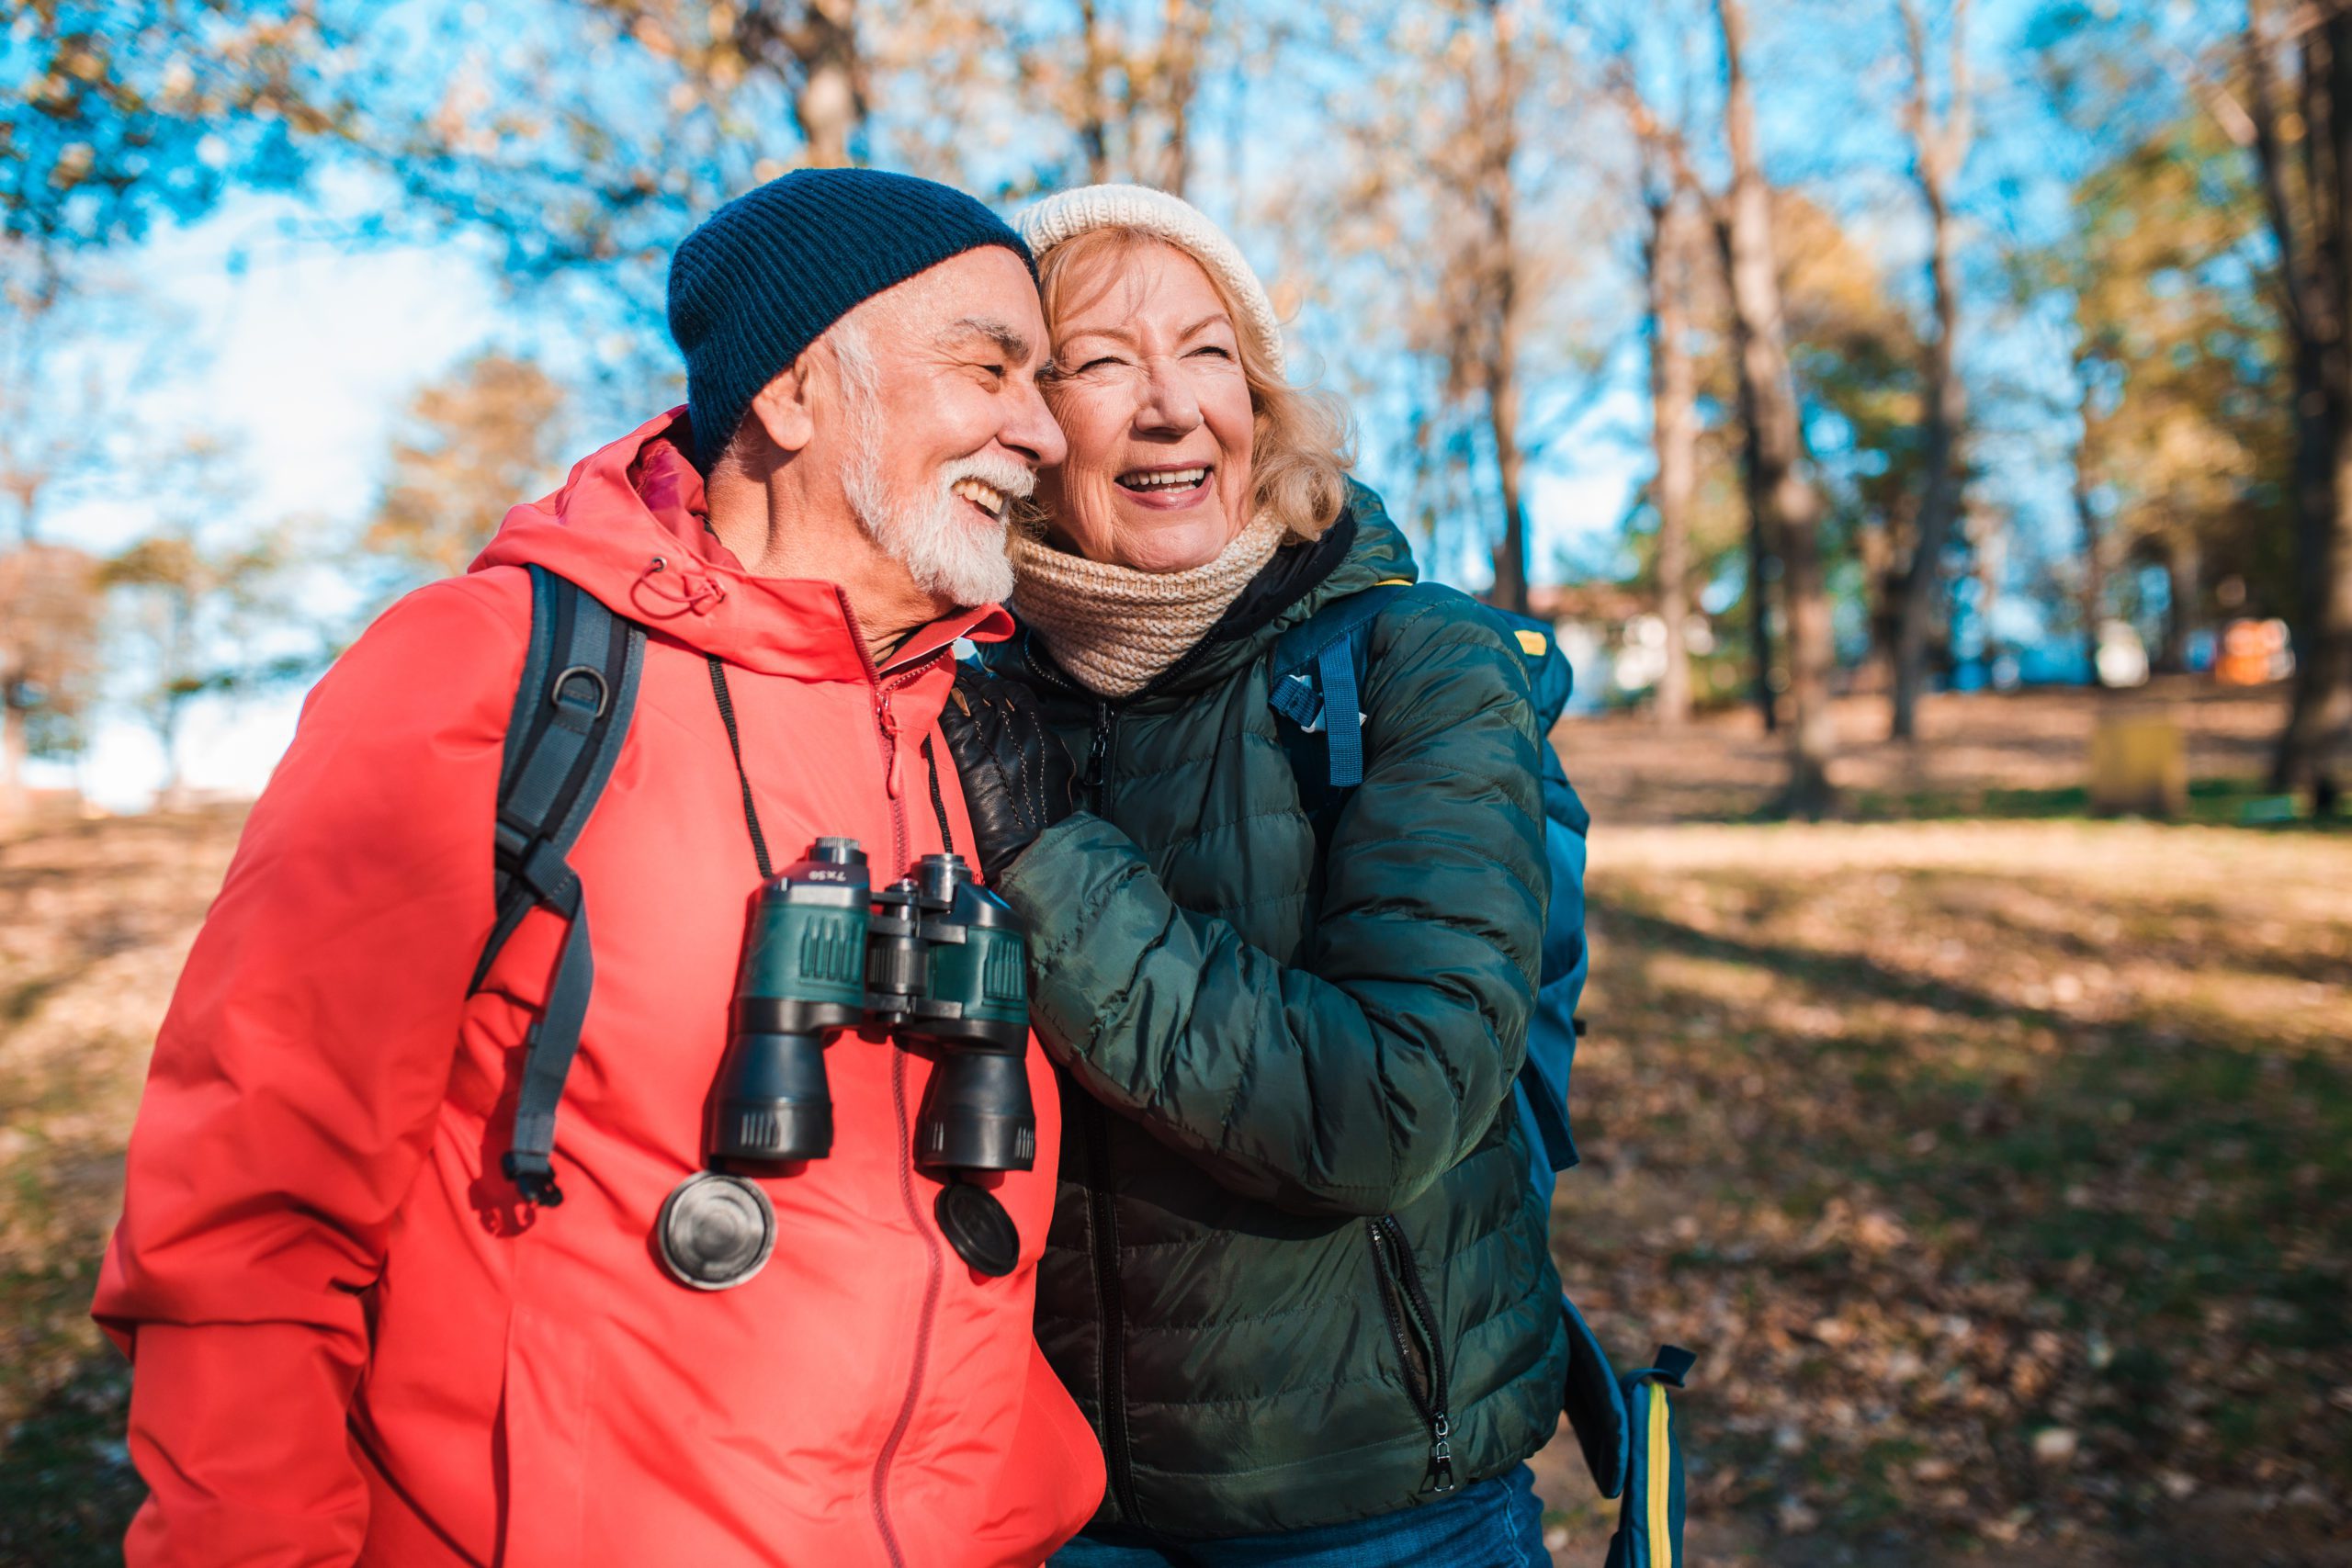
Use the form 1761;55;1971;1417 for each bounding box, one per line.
707;656;775;881
705;656;958;875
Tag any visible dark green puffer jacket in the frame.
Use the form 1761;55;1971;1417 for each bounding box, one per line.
984;488;1569;1538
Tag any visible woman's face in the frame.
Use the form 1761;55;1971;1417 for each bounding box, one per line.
1039;241;1256;573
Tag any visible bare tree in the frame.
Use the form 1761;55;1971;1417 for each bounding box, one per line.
1640;157;1702;725
1714;0;1835;815
586;2;868;168
1891;0;1973;741
1468;0;1531;614
2247;0;2352;807
2071;358;2109;682
360;354;567;601
100;437;310;808
0;542;103;820
1153;0;1213;196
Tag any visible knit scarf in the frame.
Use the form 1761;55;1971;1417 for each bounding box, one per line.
1010;508;1292;697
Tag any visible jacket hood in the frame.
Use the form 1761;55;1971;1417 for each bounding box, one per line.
472;407;1014;680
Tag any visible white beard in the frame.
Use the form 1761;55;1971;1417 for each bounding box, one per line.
843;443;1023;609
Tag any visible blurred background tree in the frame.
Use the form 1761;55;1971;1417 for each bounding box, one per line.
358;352;566;603
0;0;2344;818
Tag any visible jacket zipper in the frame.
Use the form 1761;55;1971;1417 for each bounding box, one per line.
1023;627;1229;1529
870;1046;944;1568
840;594;938;875
839;594;949;1567
1367;1214;1456;1494
1083;699;1116;812
1082;1096;1143;1523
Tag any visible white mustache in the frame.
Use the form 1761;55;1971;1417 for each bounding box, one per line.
938;455;1036;502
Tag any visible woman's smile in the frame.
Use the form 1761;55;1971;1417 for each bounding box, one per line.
1114;462;1216;509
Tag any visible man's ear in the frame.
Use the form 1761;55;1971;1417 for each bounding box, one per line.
744;356;819;456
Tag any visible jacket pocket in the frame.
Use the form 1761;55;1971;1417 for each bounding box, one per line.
1366;1214;1457;1495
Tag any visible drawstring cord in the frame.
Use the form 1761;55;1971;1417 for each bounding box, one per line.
639;555;727;615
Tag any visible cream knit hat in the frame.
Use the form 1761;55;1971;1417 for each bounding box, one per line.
1015;184;1286;377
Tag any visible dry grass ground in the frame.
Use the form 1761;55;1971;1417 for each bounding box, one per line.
1;685;2346;1565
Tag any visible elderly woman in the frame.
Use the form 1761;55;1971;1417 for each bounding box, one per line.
939;186;1567;1565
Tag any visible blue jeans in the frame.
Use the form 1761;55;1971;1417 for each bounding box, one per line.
1047;1464;1547;1568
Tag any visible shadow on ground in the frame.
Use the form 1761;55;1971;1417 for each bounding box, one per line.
1530;821;2352;1565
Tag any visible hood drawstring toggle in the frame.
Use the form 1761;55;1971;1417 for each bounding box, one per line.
636;555;728;615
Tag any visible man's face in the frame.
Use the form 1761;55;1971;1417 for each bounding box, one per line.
825;246;1066;609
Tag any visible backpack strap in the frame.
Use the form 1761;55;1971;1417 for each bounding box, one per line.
1268;580;1415;843
471;563;644;1206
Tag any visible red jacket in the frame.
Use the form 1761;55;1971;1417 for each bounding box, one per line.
93;412;1105;1568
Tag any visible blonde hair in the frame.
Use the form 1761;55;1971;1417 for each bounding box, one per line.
1028;228;1354;541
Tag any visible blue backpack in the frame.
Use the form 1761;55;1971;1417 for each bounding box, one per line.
1269;580;1693;1566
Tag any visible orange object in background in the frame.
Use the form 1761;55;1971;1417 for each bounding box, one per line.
2216;618;2292;685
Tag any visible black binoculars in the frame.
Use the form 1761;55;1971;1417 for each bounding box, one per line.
659;839;1035;1288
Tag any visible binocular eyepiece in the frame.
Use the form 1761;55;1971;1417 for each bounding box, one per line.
661;839;1035;1289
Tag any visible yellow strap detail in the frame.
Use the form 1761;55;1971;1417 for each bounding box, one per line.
1514;628;1547;656
1374;578;1412;587
1649;1391;1674;1568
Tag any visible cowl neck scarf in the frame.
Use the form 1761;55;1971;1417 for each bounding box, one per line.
1009;507;1291;697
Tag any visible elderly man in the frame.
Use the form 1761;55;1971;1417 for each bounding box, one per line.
93;169;1103;1567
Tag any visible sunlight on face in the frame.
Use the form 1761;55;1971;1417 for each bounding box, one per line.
1038;242;1256;574
831;246;1065;606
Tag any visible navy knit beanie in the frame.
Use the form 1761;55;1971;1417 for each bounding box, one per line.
667;167;1034;470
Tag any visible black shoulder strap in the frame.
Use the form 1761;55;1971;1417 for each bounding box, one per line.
472;563;644;1206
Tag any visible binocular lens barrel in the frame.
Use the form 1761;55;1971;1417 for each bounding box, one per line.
707;1030;834;1163
901;856;1037;1176
917;1051;1038;1171
708;838;870;1165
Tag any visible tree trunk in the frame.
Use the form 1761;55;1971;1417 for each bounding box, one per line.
1480;0;1529;616
791;0;861;168
2256;0;2352;800
1155;0;1208;196
1715;0;1832;813
0;698;27;825
1972;501;2003;674
2160;532;2201;674
1714;212;1780;731
2074;366;2106;682
1488;344;1529;615
1892;0;1972;741
1855;511;1901;694
1647;192;1698;726
1078;0;1114;186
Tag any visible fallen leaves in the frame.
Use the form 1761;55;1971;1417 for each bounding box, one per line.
1533;813;2352;1562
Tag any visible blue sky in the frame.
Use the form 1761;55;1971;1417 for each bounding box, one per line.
30;186;507;806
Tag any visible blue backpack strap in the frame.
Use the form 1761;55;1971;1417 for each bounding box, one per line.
471;564;644;1205
1269;579;1413;789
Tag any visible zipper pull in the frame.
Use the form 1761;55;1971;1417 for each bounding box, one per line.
1082;701;1112;807
877;693;904;798
1424;1414;1456;1495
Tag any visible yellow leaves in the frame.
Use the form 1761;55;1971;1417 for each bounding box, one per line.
629;14;677;61
47;143;93;190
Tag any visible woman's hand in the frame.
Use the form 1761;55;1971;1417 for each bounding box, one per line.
937;664;1077;883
